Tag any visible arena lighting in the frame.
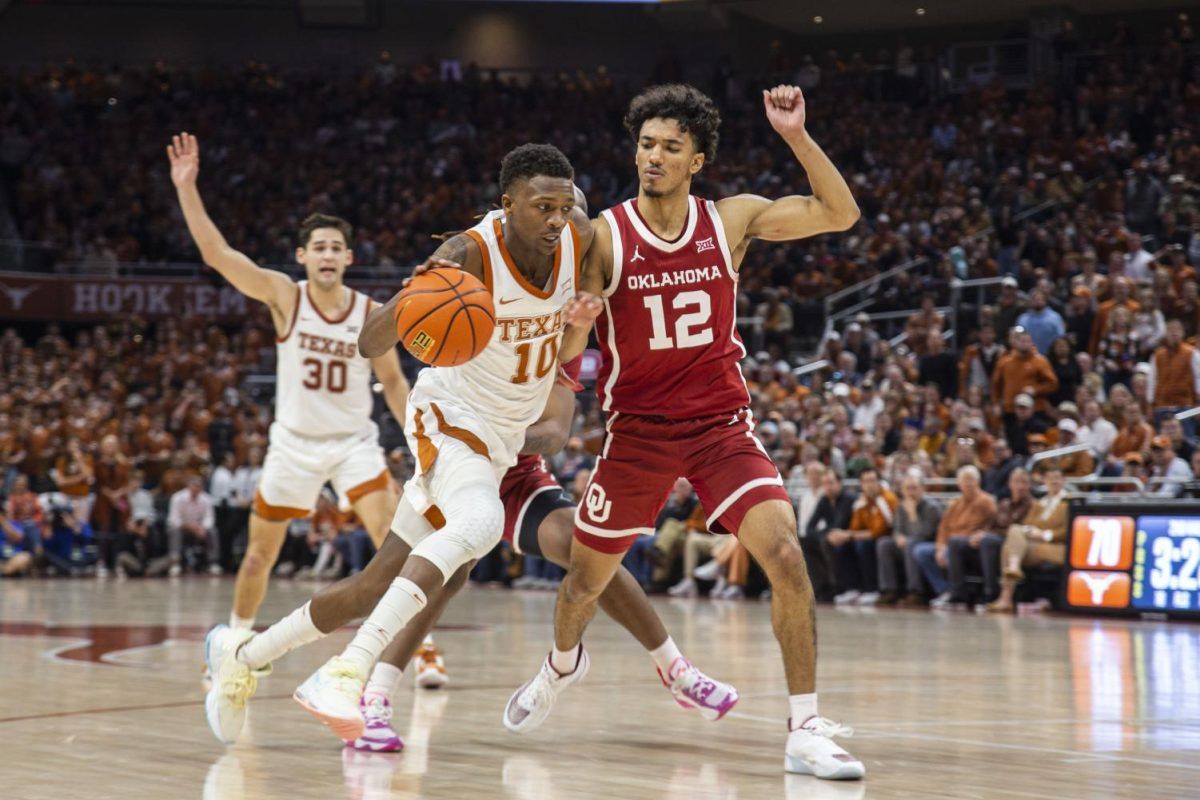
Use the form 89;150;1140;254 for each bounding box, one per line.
813;15;823;23
916;7;926;15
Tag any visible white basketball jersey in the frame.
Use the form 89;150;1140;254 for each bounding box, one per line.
275;281;375;438
415;210;579;452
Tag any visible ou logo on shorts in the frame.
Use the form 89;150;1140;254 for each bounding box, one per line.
585;483;612;523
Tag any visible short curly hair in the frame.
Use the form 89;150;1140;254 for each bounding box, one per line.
498;143;574;193
623;83;721;164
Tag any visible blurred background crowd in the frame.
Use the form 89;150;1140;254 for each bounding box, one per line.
1;10;1198;613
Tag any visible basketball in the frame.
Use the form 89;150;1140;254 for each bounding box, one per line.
394;267;495;367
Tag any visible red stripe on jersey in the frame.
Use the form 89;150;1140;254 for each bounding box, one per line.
596;196;749;419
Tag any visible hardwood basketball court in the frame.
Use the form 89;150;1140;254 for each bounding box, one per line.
3;577;1197;799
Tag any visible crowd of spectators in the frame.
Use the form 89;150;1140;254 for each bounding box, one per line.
1;17;1199;612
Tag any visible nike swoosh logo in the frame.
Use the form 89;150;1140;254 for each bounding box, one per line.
498;297;520;305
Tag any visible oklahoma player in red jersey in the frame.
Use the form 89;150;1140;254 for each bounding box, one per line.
504;84;864;780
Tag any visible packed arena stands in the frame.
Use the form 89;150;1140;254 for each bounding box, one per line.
1;13;1198;612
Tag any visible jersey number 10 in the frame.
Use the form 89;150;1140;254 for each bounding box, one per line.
644;291;714;350
511;337;560;384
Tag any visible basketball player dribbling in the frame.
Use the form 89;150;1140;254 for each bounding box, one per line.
167;134;414;629
347;351;738;751
504;85;866;780
201;144;606;745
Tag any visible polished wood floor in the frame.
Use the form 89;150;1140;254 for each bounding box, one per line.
2;577;1199;799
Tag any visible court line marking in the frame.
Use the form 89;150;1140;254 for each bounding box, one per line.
0;693;294;725
726;711;1200;771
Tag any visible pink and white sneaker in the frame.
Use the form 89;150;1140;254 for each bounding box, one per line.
347;693;404;753
658;657;739;721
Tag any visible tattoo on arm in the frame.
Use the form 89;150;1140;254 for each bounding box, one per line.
433;234;470;264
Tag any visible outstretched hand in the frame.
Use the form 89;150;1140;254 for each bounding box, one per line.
564;292;603;327
401;256;462;288
762;85;807;139
167;132;200;188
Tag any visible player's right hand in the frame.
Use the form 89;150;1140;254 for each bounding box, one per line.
167;132;200;187
401;256;462;288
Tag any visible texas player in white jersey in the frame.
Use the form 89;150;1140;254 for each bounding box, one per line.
201;144;597;746
168;133;409;631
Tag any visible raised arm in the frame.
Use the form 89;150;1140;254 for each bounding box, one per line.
716;86;860;253
168;133;297;330
358;233;484;359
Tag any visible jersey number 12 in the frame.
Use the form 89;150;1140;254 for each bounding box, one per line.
643;291;714;350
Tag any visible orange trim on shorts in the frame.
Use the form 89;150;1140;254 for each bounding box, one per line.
345;469;390;503
276;287;302;343
430;403;491;459
464;229;494;295
412;408;439;473
493;216;560;300
423;505;446;530
253;490;310;521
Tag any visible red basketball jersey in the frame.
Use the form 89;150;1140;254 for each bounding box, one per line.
595;195;749;419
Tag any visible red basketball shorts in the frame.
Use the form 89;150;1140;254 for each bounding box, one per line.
500;459;574;556
573;408;790;554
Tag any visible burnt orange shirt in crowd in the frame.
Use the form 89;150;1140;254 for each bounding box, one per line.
936;491;998;547
848;489;899;538
1110;421;1154;459
991;351;1058;413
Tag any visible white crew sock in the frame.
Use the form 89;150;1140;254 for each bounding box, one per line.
229;613;255;630
343;578;428;675
549;644;580;675
649;637;684;678
789;693;819;727
364;662;403;700
236;601;322;669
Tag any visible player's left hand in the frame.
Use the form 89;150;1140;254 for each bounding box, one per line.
762;85;807;138
564;292;602;327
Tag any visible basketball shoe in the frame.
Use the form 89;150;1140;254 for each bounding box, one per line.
413;642;448;689
502;645;589;734
294;655;369;741
204;624;271;744
348;692;404;752
784;715;865;780
658;657;739;720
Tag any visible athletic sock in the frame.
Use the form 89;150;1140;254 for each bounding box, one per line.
649;637;684;678
229;613;255;630
343;578;428;675
364;662;404;701
549;644;580;675
237;601;322;669
789;693;819;728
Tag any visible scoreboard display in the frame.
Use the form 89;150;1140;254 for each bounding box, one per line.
1064;501;1200;618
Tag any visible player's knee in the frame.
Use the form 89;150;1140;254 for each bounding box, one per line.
562;569;608;606
240;549;271;577
412;492;503;580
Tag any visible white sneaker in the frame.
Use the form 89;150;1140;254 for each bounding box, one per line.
203;625;270;744
715;584;745;600
856;592;880;606
833;590;861;605
668;578;698;598
412;642;449;689
96;563;111;579
785;716;865;780
503;646;589;734
930;591;965;610
512;575;537;589
693;559;721;581
294;656;369;742
168;563;182;578
208;564;223;576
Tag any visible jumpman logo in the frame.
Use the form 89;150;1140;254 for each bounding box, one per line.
630;246;645;263
1079;572;1121;605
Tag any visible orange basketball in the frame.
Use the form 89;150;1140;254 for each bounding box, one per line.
394;268;495;367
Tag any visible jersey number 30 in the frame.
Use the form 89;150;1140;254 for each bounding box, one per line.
643;291;714;350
